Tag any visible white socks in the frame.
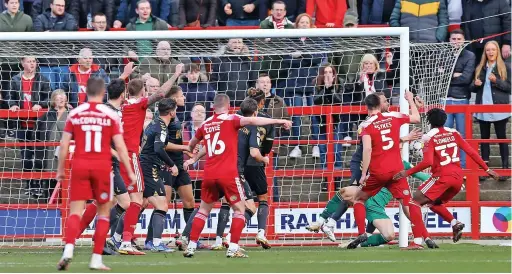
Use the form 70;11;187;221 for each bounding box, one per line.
215;236;223;245
113;232;122;242
450;219;458;227
187;241;198;249
413;238;423;245
228;242;239;252
90;253;102;267
62;243;74;259
153;238;162;246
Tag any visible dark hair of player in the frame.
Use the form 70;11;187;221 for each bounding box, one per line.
247;88;265;104
86;77;105;97
165;85;182;98
213;94;230;109
127;79;144;97
107;79;126;100
240;98;258;117
364;93;381;110
426;108;447;128
158;98;177;116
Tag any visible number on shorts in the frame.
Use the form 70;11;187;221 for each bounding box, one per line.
380;129;394;150
205;132;225;157
82;125;103;152
436;143;459;166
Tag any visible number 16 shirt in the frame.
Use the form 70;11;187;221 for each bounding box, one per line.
194;113;243;180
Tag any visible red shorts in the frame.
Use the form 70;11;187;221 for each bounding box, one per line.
201;177;245;206
362;171;412;200
418;175;463;204
119;152;144;193
70;160;112;204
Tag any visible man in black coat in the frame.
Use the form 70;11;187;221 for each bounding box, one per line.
461;0;511;60
68;0;115;29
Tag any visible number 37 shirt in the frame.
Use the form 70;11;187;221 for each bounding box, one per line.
195;113;243;180
359;112;410;175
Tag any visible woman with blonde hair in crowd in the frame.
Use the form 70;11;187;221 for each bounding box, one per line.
472;41;511;180
35;89;69;199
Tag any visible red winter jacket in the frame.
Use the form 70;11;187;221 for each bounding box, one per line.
306;0;347;28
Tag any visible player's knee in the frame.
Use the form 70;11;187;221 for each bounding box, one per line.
117;195;130;210
141;199;149;208
383;232;394;242
412;191;429;206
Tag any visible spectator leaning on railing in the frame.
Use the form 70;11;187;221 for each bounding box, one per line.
114;0;171;28
0;0;33;32
259;1;294;29
68;0;115;29
7;56;50;198
35;89;69;199
178;0;216;29
389;0;449;43
444;29;475;169
461;0;511;61
60;48;110;107
472;40;511;180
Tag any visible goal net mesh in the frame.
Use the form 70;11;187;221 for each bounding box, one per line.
0;32;466;247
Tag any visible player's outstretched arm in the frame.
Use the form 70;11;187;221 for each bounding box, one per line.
400;128;422;143
183;147;207;171
56;132;72;181
359;135;372;185
119;62;137;81
240;117;292;130
165;143;190;152
187;136;200;154
394;143;434;180
147;63;185;106
113;135;137;185
405;90;421;124
155;140;177;170
456;132;499;180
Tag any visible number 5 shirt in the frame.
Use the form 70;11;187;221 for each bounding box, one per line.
359;112;410;174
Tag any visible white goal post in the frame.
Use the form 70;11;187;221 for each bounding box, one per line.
0;27;465;248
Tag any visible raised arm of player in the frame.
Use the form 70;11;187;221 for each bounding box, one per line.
400;127;423;143
147;64;184;106
240;116;292;130
455;131;499;180
56;132;73;181
405;90;421;124
359;134;372;185
112;135;137;185
119;62;137;81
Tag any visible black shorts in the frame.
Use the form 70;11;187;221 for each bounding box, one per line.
141;163;166;198
161;168;192;190
244;165;267;196
349;161;363;186
112;163;127;196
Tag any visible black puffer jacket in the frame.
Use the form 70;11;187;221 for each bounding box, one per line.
179;0;217;27
461;0;511;48
31;0;72;18
221;0;259;20
448;49;476;99
69;0;116;28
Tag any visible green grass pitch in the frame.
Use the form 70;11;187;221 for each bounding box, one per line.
0;244;510;273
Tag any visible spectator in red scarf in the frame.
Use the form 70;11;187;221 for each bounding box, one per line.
260;1;294;29
60;48;110;107
306;0;347;28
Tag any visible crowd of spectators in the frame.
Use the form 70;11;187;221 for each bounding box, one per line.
0;0;510;199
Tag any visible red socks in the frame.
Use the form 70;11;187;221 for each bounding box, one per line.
77;203;98;239
353;202;367;235
93;216;110;255
189;211;208;242
430;204;455;224
122;202;143;242
229;213;246;244
409;201;429;239
64;214;81;245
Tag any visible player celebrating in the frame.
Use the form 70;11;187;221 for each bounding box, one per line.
138;98;179;252
393;108;499;242
115;72;180;255
56;77;136;271
351;91;430;249
183;96;291;258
